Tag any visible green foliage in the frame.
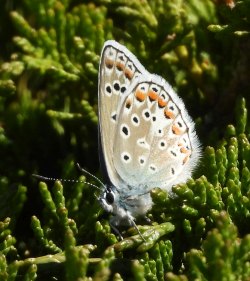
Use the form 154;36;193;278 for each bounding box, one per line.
167;211;250;281
0;0;250;280
208;0;250;36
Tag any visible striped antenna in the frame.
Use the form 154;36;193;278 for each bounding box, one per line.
32;163;104;191
76;163;106;190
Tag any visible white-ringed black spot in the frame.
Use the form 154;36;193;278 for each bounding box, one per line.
133;117;139;124
124;155;129;161
105;84;112;96
157;128;164;137
120;124;130;138
139;156;145;165
113;82;120;91
131;114;140;126
152;116;156;122
152;86;158;92
121;86;127;94
106;85;111;93
121;152;131;163
142;109;151;121
171;167;175;175
122;126;128;135
159;140;166;150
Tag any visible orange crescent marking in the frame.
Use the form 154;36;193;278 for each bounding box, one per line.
180;147;189;154
125;99;132;109
116;61;125;71
105;58;114;68
135;90;147;102
158;97;168;108
164;109;175;119
148;90;158;101
172;124;182;135
124;68;134;80
183;155;190;164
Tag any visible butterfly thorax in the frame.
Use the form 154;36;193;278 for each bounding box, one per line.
99;184;152;225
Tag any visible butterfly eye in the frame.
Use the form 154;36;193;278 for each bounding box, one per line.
106;191;114;205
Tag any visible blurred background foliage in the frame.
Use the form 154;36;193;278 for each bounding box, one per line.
0;0;250;280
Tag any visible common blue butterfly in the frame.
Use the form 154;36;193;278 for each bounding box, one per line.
98;41;201;238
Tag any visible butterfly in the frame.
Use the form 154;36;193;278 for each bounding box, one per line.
97;40;201;239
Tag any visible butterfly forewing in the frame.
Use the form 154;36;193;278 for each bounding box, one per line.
98;40;149;187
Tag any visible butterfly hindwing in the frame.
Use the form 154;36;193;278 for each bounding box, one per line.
112;75;200;192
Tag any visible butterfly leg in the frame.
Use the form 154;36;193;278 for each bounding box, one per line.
143;216;152;224
129;218;146;242
109;215;145;241
124;212;146;242
109;217;124;240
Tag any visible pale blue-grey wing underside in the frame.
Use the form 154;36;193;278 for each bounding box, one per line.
98;41;201;195
113;74;201;194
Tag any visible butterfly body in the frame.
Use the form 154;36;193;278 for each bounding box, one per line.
98;40;200;235
99;184;152;226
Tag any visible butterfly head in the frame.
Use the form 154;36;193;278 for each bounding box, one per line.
99;185;120;214
99;182;153;221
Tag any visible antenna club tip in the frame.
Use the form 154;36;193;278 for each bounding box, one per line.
32;174;42;179
76;162;82;170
